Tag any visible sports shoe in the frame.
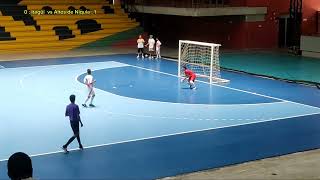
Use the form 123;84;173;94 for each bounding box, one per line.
62;146;69;154
89;104;95;107
82;104;87;107
137;55;139;58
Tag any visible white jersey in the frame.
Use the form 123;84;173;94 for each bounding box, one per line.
84;74;94;88
156;40;161;51
148;38;155;49
137;38;144;48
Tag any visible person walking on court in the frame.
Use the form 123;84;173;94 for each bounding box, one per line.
63;94;83;153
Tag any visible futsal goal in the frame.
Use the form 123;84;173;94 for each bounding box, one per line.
178;40;230;84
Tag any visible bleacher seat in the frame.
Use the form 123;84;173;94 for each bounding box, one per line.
0;0;139;53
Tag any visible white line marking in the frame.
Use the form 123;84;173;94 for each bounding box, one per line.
126;64;320;110
6;61;122;70
4;57;319;107
1;110;319;162
73;63;284;106
20;66;59;88
7;60;314;107
73;62;129;83
6;60;284;105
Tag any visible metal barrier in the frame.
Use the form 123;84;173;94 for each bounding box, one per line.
121;0;229;9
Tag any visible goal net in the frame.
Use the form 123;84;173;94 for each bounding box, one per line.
178;40;229;84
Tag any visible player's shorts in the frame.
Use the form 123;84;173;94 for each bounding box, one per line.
149;48;154;52
70;121;79;135
189;76;196;82
137;48;144;53
87;87;95;97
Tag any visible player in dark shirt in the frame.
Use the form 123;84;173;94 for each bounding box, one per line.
62;94;83;153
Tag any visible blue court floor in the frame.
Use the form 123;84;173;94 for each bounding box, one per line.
0;54;320;179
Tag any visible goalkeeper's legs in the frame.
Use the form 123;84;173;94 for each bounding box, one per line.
89;92;95;107
188;80;196;89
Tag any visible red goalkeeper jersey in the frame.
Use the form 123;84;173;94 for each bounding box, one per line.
184;69;196;80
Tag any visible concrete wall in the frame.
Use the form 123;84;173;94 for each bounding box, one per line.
142;15;250;49
133;6;267;17
133;0;247;7
301;35;320;58
302;0;320;35
134;0;320;50
138;0;292;49
300;1;320;58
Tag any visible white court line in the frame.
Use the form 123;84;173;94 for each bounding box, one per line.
7;59;319;109
15;59;320;109
75;67;287;106
2;60;320;162
20;66;59;88
1;110;320;162
125;64;320;110
74;64;129;82
102;106;297;121
5;61;121;70
19;61;127;89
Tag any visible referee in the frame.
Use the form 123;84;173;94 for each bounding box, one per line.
62;94;84;153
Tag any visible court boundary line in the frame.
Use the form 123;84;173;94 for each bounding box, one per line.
5;60;121;70
2;61;320;161
15;59;320;109
19;61;126;89
100;106;319;121
16;60;319;109
0;111;319;162
16;61;273;107
75;66;285;106
125;64;320;110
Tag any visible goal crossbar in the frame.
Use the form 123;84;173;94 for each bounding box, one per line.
178;40;230;84
180;40;221;47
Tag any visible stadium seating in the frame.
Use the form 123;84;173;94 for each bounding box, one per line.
0;0;139;53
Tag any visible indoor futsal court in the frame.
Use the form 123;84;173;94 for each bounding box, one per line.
0;0;320;179
0;53;320;179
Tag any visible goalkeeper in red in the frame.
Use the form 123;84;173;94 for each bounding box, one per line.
181;65;197;89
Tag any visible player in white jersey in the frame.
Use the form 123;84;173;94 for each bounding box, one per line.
145;35;155;59
136;35;145;59
155;38;161;59
82;69;96;107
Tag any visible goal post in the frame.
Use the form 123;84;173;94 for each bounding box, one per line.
178;40;230;84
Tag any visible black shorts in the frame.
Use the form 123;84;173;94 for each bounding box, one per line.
137;48;144;53
70;121;79;134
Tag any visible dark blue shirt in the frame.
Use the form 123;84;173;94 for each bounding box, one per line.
65;103;81;122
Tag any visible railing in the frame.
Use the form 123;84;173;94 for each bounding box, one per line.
121;0;231;9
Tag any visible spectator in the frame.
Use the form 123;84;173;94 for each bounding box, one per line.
7;152;33;180
145;35;155;59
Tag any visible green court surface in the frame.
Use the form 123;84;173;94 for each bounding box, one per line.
220;52;320;85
